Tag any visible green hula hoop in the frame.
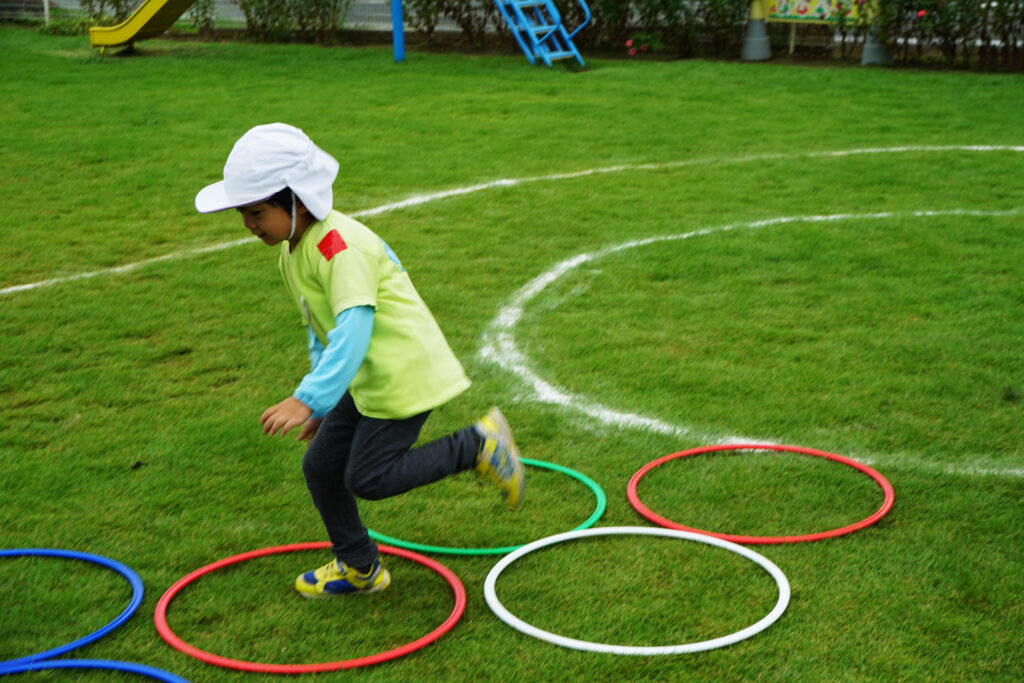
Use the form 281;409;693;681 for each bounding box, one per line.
368;458;606;555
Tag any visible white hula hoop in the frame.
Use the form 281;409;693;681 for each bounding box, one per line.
483;526;790;655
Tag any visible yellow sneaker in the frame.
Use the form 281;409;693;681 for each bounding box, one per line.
474;407;525;509
295;557;390;597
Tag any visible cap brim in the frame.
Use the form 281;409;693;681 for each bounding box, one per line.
195;181;276;214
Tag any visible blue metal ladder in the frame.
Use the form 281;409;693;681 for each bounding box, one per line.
494;0;591;66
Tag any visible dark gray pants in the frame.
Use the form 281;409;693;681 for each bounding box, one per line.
302;392;479;569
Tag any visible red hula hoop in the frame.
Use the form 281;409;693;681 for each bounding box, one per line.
154;542;466;673
627;444;895;544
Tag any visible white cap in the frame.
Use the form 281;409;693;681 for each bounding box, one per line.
195;123;339;221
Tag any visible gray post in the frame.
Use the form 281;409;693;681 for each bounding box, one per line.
861;29;892;65
742;0;771;61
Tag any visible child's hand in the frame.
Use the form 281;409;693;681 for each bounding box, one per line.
260;397;313;438
298;418;322;442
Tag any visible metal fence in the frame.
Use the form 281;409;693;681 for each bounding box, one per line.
0;0;404;30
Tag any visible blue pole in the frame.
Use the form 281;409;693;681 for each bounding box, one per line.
391;0;405;62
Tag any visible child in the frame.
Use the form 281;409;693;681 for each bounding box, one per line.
195;123;524;597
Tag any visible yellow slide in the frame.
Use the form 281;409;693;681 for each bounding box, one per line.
89;0;196;49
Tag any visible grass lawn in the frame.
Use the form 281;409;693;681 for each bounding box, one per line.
1;23;1022;681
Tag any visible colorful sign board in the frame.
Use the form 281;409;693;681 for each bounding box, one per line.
769;0;859;22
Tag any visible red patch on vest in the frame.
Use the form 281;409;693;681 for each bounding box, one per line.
317;230;347;261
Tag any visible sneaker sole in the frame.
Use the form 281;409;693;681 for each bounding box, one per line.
489;408;525;509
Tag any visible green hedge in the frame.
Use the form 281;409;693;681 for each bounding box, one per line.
236;0;352;43
71;0;1023;67
405;0;748;57
408;0;1021;66
872;0;1024;67
406;0;501;45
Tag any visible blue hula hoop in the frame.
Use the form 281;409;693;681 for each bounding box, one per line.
0;659;189;682
0;548;144;671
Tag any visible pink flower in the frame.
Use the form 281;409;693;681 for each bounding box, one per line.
917;9;927;16
625;39;634;47
628;47;637;56
640;44;649;52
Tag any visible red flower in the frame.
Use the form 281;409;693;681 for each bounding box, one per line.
625;39;634;47
628;47;637;56
917;9;927;16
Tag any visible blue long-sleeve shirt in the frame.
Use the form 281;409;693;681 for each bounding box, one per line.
293;305;374;418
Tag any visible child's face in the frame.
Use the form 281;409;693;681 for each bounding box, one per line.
237;201;292;245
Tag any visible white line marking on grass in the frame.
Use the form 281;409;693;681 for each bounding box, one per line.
358;145;1024;216
3;145;1022;297
479;209;1024;479
0;238;255;296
